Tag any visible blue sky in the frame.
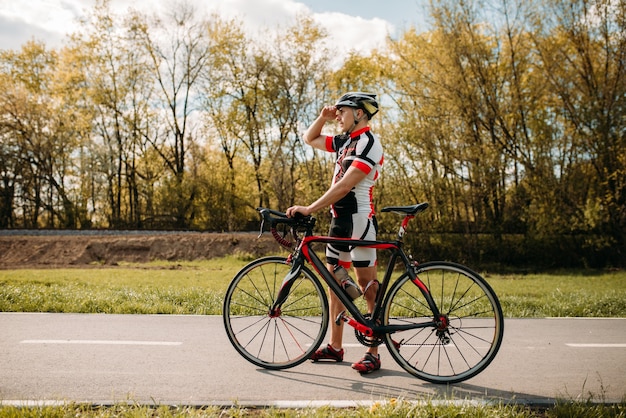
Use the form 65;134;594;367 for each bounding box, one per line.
300;0;429;32
0;0;430;53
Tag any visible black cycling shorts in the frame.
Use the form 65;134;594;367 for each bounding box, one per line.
326;213;378;268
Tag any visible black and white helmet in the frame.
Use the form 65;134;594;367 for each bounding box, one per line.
335;92;379;119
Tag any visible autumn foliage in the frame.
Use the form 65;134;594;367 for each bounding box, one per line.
1;0;624;268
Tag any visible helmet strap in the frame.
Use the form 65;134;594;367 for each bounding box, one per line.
346;108;362;134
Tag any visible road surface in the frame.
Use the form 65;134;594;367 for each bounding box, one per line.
1;313;625;407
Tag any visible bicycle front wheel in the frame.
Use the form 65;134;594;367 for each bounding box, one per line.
383;261;504;384
223;256;329;370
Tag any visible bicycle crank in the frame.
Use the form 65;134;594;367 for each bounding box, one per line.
357;313;384;347
355;329;384;347
335;311;375;336
335;311;383;347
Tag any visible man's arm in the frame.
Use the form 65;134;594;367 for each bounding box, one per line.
303;106;337;151
286;166;367;217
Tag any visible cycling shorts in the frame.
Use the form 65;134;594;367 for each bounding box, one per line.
326;213;378;268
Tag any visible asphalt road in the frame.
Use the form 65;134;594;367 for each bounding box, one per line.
1;313;625;407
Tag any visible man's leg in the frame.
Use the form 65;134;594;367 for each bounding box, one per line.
354;265;378;357
326;264;377;355
327;262;346;350
309;262;346;362
321;216;351;354
350;214;382;373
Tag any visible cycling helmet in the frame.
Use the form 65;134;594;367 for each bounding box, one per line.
335;92;379;119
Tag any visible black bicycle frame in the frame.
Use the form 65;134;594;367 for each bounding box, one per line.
270;234;443;336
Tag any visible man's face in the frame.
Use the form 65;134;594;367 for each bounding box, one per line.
336;106;355;131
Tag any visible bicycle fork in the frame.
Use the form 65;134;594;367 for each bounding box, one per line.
268;258;303;317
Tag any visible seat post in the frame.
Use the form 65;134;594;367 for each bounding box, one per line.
397;215;415;240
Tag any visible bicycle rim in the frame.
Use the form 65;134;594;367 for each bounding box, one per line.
223;256;329;370
383;261;504;384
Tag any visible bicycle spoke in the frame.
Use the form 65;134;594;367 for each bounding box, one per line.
384;262;503;384
277;317;308;354
224;257;328;370
397;286;433;317
245;318;272;355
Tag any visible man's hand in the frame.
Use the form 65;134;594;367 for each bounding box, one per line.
320;105;338;120
286;205;311;218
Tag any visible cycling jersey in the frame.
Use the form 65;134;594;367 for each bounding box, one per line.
325;126;384;218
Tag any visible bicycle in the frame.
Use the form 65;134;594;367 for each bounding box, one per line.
222;203;504;384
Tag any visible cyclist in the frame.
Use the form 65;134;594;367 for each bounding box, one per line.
286;92;384;374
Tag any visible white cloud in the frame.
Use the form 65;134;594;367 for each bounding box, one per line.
0;0;393;59
312;12;393;55
209;0;311;26
0;0;80;30
0;0;87;49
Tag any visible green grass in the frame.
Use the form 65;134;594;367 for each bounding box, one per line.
0;399;624;417
1;261;625;416
486;270;626;317
1;258;625;317
0;258;242;314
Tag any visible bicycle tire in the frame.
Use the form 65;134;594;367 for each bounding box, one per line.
223;256;329;370
383;261;504;384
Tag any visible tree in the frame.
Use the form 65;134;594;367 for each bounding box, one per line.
261;16;332;211
0;74;20;227
199;15;253;229
530;0;626;263
130;1;213;228
0;41;83;228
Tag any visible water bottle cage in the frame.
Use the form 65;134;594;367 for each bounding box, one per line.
342;278;362;300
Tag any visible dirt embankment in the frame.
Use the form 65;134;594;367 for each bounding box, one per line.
0;232;282;268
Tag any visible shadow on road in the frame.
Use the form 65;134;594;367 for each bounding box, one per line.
256;367;557;405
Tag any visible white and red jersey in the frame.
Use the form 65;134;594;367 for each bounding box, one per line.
325;126;384;218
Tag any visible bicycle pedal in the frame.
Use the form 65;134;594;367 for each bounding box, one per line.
335;310;347;325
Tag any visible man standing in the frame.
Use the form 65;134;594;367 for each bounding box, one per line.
286;92;384;374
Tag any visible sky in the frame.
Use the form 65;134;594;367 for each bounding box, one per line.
0;0;430;55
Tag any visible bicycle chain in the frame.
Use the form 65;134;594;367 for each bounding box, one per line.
354;313;384;347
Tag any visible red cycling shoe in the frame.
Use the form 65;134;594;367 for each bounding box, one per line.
351;353;381;374
310;344;344;362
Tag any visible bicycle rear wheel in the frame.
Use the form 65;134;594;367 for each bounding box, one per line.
383;261;504;384
223;256;329;370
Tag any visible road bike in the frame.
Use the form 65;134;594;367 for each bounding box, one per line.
222;203;504;384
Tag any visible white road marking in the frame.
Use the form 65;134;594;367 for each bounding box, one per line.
0;399;497;408
20;340;182;346
566;343;626;348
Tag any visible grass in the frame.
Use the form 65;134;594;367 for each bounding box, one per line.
486;270;626;317
0;258;240;314
1;259;625;416
1;258;625;317
0;399;624;417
